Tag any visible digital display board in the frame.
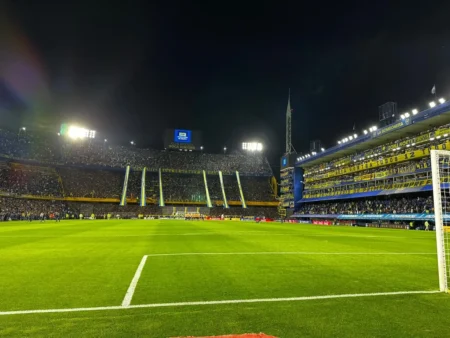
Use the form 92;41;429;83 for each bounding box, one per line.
174;129;192;143
164;129;202;150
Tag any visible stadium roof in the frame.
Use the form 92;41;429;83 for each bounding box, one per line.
297;101;450;168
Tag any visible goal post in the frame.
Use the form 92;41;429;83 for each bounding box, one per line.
430;150;449;292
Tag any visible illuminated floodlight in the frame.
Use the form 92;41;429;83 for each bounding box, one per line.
429;101;436;108
353;133;357;138
130;141;135;145
242;142;263;152
412;109;418;115
321;147;325;152
372;126;377;131
405;112;410;118
338;141;341;144
200;146;204;150
439;98;446;104
349;136;353;141
68;126;96;140
21;127;26;131
104;139;107;142
363;130;368;135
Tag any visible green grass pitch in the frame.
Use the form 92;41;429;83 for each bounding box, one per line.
0;219;449;337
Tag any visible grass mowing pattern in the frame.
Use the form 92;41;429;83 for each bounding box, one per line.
0;220;448;337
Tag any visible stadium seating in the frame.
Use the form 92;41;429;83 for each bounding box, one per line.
296;195;433;215
0;128;278;219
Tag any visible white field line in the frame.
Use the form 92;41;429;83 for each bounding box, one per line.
145;252;435;257
0;290;440;316
121;255;148;307
0;233;434;238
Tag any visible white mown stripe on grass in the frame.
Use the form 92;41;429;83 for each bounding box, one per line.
121;255;148;307
145;252;435;257
0;290;440;316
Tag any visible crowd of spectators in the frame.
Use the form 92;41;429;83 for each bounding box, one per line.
240;176;276;201
0;196;278;220
0;161;62;197
0;129;272;175
296;195;434;215
162;173;205;202
0;197;69;220
57;167;122;198
223;175;241;201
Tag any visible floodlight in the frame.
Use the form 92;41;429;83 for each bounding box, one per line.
104;139;107;142
130;141;135;145
363;130;368;135
21;127;26;131
439;98;446;104
400;114;405;119
404;112;410;118
338;141;341;144
429;101;436;108
321;147;325;152
349;136;353;141
412;109;418;115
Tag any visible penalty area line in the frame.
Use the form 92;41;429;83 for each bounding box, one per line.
144;252;435;257
121;255;148;307
0;290;440;316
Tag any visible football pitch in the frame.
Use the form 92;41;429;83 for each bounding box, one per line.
0;220;449;337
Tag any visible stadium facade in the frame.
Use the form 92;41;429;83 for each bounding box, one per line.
285;100;450;226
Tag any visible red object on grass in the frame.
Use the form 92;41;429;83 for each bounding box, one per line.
173;334;278;338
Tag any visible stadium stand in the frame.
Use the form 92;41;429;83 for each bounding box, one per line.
0;128;278;219
292;101;450;226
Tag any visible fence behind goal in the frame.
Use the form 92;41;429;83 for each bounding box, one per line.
430;150;450;292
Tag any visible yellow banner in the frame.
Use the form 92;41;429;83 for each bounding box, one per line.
306;140;450;183
354;173;373;181
374;170;389;179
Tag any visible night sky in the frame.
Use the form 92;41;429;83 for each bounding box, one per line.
1;0;450;168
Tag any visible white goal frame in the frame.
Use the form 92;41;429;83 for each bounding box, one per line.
430;150;449;292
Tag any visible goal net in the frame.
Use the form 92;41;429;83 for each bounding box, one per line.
430;150;450;292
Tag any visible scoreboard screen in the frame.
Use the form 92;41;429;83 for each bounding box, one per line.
174;129;192;143
164;129;202;150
